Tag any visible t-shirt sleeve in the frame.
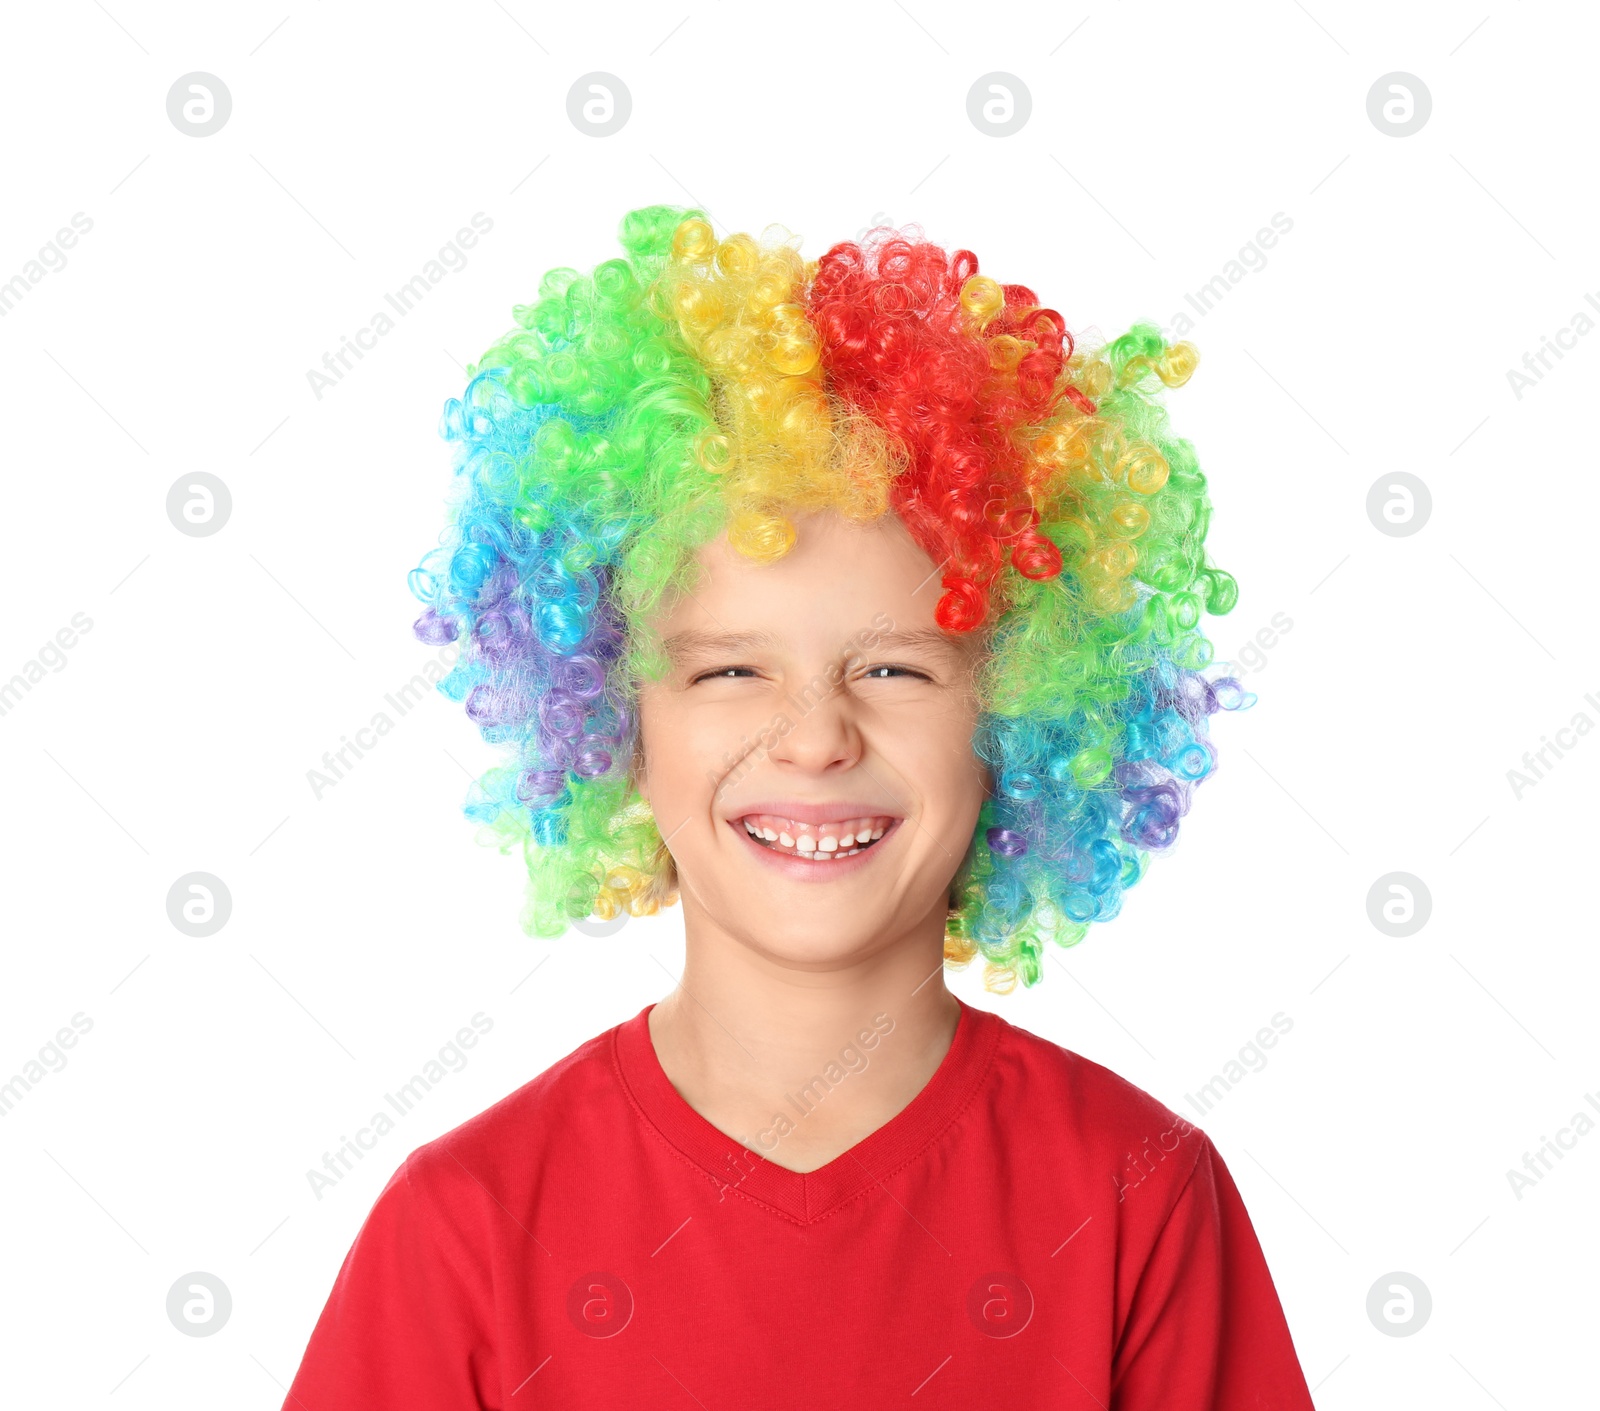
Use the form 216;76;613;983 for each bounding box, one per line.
1112;1134;1315;1411
282;1152;498;1411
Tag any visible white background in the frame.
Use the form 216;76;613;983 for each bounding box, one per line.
2;1;1594;1406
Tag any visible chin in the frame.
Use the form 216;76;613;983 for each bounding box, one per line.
736;921;898;970
700;888;932;968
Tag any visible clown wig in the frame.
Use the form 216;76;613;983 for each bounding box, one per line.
407;205;1250;991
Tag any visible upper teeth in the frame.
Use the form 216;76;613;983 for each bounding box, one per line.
737;813;891;858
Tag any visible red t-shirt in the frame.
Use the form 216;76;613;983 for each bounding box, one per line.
283;998;1315;1409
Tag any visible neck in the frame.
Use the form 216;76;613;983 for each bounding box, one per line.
647;899;962;1174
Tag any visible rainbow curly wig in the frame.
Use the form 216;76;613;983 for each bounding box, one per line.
407;205;1251;990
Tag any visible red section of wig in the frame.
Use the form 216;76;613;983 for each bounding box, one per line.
806;232;1074;631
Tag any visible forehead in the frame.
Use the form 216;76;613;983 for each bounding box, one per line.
661;624;968;667
647;510;971;662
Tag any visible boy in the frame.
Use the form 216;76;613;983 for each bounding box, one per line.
284;207;1313;1407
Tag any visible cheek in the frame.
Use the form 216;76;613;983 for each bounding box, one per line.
684;699;770;765
637;691;777;803
879;695;986;814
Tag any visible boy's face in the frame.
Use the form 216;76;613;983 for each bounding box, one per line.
635;509;989;970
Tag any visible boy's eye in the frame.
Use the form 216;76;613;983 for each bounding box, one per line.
689;663;931;684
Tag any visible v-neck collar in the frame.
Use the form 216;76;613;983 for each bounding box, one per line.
611;996;1001;1225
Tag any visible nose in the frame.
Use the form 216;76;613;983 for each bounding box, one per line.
765;680;864;776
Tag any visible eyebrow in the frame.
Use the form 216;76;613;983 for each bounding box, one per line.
662;629;786;664
865;628;968;655
662;625;969;664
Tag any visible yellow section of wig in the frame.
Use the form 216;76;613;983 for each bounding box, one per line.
653;218;900;563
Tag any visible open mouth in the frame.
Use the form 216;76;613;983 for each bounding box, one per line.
731;813;897;863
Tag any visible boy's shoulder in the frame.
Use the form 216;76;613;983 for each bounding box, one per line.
399;1012;629;1199
988;1007;1208;1198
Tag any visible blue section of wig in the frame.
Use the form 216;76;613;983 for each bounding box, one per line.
973;651;1251;949
408;366;637;851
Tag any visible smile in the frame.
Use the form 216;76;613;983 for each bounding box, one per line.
730;812;897;864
